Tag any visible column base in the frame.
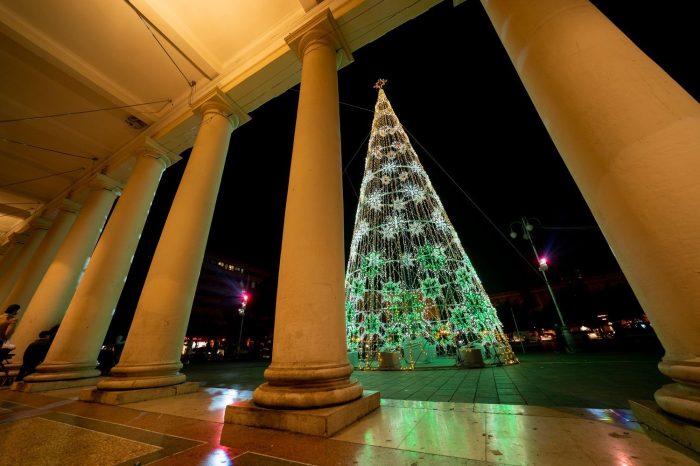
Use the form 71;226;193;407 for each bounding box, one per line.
13;377;101;393
97;374;186;391
657;358;700;423
23;362;100;383
253;378;364;409
97;361;185;390
80;381;199;405
655;383;700;423
630;399;700;455
226;390;380;437
255;361;363;408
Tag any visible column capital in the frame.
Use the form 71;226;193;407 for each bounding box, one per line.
9;231;31;244
29;216;52;231
134;137;182;169
285;9;353;67
88;174;123;196
191;88;250;131
58;198;82;214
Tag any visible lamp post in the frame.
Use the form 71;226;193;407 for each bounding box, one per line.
510;217;576;353
509;305;526;354
236;292;249;356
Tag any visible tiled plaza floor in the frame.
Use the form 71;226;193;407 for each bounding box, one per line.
1;350;697;465
182;350;672;409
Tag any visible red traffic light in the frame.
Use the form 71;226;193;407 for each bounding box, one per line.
242;292;249;303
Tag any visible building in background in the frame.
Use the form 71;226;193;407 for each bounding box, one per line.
184;253;270;361
489;271;659;350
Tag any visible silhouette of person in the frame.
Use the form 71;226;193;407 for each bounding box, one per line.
16;325;59;381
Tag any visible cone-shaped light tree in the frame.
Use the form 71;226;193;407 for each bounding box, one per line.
345;80;517;369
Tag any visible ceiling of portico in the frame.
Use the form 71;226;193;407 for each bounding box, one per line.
0;0;442;243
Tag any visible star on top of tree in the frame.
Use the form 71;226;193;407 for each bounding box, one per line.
373;78;387;90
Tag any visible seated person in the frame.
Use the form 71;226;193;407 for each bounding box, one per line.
16;328;55;381
0;304;20;349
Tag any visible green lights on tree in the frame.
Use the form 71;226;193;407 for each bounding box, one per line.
345;83;517;369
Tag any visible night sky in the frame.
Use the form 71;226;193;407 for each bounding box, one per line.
117;1;698;331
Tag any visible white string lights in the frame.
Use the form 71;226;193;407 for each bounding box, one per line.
345;83;517;369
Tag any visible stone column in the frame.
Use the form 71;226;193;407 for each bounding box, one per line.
7;176;121;370
24;141;178;386
481;0;700;421
0;199;81;316
0;219;51;306
97;91;248;393
252;11;363;409
0;233;29;280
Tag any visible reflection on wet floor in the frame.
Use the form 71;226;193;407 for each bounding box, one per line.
181;353;672;409
1;373;698;465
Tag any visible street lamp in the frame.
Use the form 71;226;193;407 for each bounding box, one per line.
509;305;526;354
510;216;576;353
236;292;249;355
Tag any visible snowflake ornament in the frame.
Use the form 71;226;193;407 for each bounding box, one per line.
383;160;398;173
431;209;449;231
367;191;383;210
391;198;406;212
407;221;424;237
408;161;422;173
380;215;403;240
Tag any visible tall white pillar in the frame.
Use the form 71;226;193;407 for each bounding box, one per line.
481;0;700;421
0;199;81;316
7;176;121;369
24;142;178;385
252;11;363;409
0;219;51;306
98;91;248;391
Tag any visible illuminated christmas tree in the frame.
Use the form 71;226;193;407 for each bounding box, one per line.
345;80;517;369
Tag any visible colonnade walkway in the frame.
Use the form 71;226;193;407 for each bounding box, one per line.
1;351;698;465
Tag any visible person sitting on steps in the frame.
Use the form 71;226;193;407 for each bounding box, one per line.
16;324;59;381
